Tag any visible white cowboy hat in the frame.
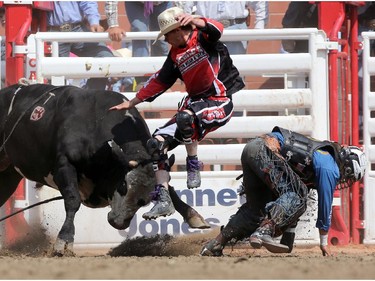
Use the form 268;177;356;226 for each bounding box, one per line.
154;7;198;44
112;47;132;58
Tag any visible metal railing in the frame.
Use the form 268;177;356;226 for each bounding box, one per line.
32;29;331;166
361;31;375;244
19;28;334;244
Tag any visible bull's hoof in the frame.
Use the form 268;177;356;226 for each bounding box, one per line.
50;248;76;257
185;208;210;229
50;238;76;257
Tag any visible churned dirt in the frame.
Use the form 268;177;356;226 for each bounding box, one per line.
0;226;374;280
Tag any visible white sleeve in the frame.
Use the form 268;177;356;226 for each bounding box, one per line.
249;1;269;29
105;1;119;28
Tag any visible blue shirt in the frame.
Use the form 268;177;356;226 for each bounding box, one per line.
271;132;340;231
47;1;100;26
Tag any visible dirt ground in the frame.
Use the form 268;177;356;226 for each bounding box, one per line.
1;226;375;280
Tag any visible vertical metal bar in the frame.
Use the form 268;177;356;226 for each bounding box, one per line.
349;6;361;244
5;5;32;86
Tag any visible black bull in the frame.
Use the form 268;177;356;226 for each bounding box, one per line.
0;83;209;256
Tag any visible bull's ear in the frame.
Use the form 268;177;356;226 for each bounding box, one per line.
128;160;139;168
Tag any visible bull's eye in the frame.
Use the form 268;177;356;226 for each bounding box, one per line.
117;181;127;196
137;199;146;207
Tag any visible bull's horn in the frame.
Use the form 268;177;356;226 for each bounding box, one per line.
128;160;139;168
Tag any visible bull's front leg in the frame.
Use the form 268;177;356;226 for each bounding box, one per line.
168;185;210;229
0;166;23;207
52;161;81;257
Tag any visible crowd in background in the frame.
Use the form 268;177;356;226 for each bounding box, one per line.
0;1;270;90
1;2;375;91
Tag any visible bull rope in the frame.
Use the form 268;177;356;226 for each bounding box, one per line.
0;196;63;223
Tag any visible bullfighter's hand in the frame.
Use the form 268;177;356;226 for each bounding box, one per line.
109;101;131;110
109;97;141;111
177;13;205;29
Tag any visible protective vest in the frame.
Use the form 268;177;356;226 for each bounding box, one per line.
272;126;342;184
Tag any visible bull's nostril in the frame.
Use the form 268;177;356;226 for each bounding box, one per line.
137;199;146;206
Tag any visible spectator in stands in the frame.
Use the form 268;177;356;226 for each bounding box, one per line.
105;1;126;42
124;1;173;87
111;47;135;92
103;1;133;92
281;1;318;53
180;1;269;55
109;7;244;220
358;1;375;37
47;1;115;90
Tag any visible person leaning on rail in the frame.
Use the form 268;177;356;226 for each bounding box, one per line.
280;1;318;53
109;7;244;220
180;1;269;55
47;1;115;90
201;126;367;257
105;1;126;42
